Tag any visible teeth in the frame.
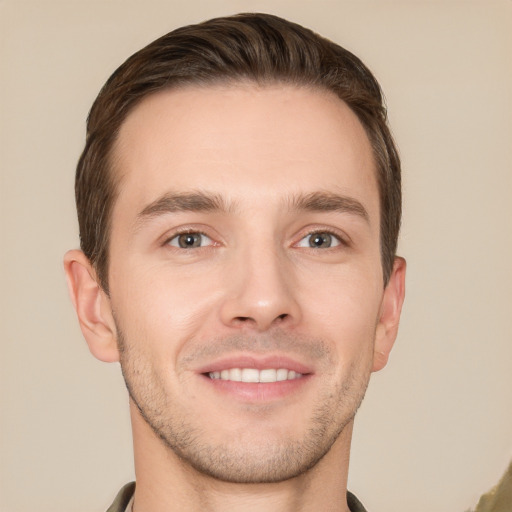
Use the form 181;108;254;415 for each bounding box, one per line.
259;369;276;383
242;368;259;382
208;368;303;383
229;368;242;381
276;368;289;381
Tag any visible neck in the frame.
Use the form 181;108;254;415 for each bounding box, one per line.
129;402;353;512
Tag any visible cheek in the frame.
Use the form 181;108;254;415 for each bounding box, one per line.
298;267;382;355
111;261;225;348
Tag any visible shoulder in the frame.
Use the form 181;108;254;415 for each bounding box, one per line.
106;482;136;512
472;461;512;512
347;490;368;512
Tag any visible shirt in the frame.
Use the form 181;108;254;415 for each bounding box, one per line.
106;482;369;512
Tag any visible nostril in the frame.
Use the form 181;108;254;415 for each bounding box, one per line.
229;313;291;329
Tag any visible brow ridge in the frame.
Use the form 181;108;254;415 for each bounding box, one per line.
138;190;231;216
135;189;369;230
289;191;369;221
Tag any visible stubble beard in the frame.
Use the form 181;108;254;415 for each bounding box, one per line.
117;328;372;484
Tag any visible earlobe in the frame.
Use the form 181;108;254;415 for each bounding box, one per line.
372;257;406;372
63;250;120;363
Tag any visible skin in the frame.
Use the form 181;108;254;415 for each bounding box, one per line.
64;84;406;512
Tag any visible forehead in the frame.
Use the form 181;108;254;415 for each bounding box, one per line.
111;83;378;219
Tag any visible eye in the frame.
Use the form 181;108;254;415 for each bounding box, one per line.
296;231;342;249
167;232;213;248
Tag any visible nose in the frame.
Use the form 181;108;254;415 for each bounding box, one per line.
219;245;302;332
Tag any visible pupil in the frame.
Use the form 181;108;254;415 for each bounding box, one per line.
310;233;331;248
179;233;200;248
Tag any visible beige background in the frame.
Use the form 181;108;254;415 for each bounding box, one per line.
1;1;511;511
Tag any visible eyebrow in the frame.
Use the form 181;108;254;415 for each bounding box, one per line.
288;191;369;222
135;189;369;229
135;191;235;229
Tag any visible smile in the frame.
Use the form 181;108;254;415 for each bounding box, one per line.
208;368;304;383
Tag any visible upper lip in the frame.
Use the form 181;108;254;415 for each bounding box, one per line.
195;354;313;375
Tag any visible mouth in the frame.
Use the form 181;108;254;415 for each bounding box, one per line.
207;368;304;383
196;355;312;402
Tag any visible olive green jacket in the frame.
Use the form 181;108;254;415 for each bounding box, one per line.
469;461;512;512
106;460;512;512
106;482;368;512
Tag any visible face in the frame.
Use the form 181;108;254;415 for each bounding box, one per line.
107;84;392;483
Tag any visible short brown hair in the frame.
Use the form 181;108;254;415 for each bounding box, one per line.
76;12;401;292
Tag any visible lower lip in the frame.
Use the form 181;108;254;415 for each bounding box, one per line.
200;374;312;402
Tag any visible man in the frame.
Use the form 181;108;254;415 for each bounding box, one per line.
64;13;406;512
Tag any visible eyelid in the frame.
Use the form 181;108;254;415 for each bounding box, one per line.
168;232;213;248
293;226;351;248
161;225;220;248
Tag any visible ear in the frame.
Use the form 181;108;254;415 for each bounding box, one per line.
63;249;120;362
372;257;406;372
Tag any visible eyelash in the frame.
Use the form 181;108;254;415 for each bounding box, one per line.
162;227;349;251
163;229;215;249
296;228;349;249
